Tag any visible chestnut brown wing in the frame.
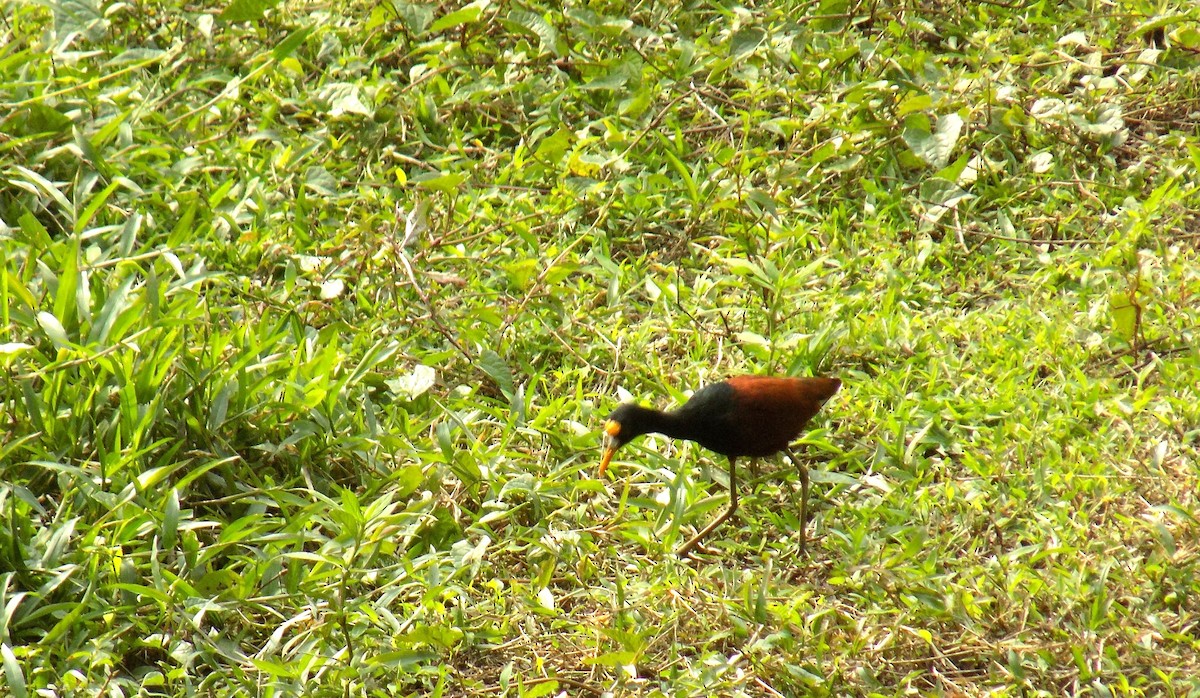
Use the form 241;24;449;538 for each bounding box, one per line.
726;376;840;457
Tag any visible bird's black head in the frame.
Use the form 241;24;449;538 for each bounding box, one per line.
598;402;656;476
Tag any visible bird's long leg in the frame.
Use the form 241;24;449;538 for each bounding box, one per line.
783;448;809;555
676;457;739;557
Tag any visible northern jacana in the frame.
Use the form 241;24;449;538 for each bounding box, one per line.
599;375;841;556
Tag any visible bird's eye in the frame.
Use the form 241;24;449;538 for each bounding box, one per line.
604;420;620;437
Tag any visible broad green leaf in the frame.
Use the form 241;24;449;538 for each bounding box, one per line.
919;178;973;222
208;379;234;430
1172;25;1200;49
272;25;314;60
449;535;488;578
362;650;440;669
392;2;434;33
934;153;971;184
9;105;72;137
808;470;859;485
402;200;429;248
620;87;653;117
543;261;576;286
567;151;603;177
40;517;76;567
436;421;454;461
1129;14;1182;39
535;129;573;162
249;658;299;678
136;458;185;491
1;644;26;698
581;62;633;90
318;83;373;118
660;145;698;204
502;10;559;55
392;464;424;498
346;339;401;387
20;381;45;435
1109;290;1139;341
902;115;934;161
36;311;69;348
730;27;766;59
585;650;639;666
88;274;136;345
106;48;167;65
51;0;107;40
118;209;142;256
1150;504;1200;525
17;211;54;252
504;258;539;290
897;93;933;117
428;1;486;34
42;583;95;646
1071;105;1125;140
827;154;862;173
723;258;771;286
304;166;338;195
402;624;465;648
812;0;850;29
904;113;963;169
414;172;467;194
220;0;282;22
1149;521;1176;556
564;8;631;35
736;331;770;348
478;350;513;396
111;583;173;605
0;343;34;357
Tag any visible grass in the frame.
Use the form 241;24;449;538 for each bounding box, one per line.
3;0;1200;695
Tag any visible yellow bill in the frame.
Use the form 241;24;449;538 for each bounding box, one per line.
598;420;620;477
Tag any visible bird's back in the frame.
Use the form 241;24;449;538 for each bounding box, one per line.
673;375;839;458
723;376;840;457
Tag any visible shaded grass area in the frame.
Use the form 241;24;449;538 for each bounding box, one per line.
2;0;1200;695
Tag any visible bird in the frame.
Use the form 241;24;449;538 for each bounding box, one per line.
599;375;841;556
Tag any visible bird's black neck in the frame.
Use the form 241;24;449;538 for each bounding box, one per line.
623;405;703;443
